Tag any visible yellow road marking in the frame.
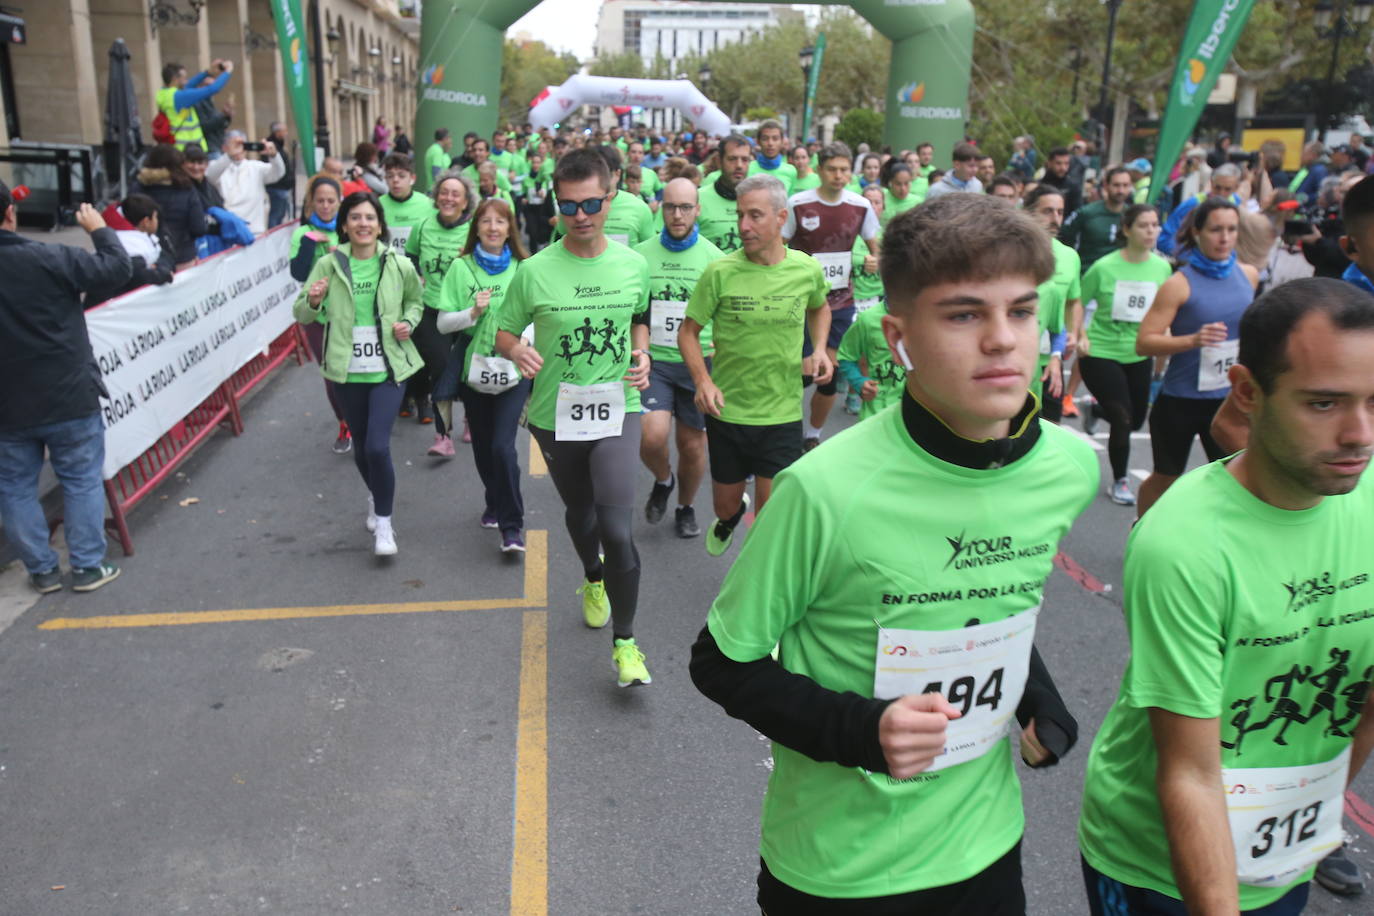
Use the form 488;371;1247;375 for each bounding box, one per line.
38;530;548;630
528;433;547;478
510;610;548;916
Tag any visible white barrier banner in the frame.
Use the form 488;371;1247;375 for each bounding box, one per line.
86;225;301;478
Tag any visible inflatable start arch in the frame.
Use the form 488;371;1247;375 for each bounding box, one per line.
416;0;972;173
527;74;732;137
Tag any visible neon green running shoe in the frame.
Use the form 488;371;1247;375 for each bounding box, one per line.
705;493;749;557
612;638;652;687
578;579;610;628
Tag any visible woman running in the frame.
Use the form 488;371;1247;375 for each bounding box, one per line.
436;198;532;552
294;191;424;555
1077;204;1173;506
1135;196;1258;518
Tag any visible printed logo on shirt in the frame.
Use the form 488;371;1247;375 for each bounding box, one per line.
1283;571;1344;614
556;317;626;368
1220;649;1373;756
651;281;693;302
943;531;1051;571
801;214;821;232
574;284;620;299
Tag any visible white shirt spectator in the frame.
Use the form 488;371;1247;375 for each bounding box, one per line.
207;133;286;235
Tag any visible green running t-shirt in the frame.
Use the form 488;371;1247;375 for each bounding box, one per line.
792;171;821;193
748;159;798;196
438;253;520;381
685;248;828;426
835;303;903;420
697;182;741;253
346;253;385;383
405;215;471;308
422;142;450;186
380;191;435;256
1037;238;1082;371
289;224;338;267
1082;250;1173;365
498;239;650;430
633;232;724;364
707;407;1097;898
1079;461;1374;910
851;233;883;305
462;163;511;194
882;184;925;227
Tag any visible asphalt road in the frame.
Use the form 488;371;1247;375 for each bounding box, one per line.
0;365;1371;915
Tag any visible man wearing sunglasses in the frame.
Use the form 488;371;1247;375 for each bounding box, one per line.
496;148;656;690
550;145;654;249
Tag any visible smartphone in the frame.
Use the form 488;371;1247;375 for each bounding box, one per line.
1284;219;1315;237
243;141;266;153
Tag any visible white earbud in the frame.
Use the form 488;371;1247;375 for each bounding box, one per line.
895;339;914;371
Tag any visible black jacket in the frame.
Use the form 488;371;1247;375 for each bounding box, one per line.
133;167;207;264
0;227;131;430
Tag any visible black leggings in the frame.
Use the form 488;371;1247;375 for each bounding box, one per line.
1079;356;1151;481
530;413;642;638
336;380;406;516
409;308;455;435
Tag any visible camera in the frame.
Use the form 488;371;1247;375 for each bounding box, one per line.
1228;149;1259;169
243;141;266;153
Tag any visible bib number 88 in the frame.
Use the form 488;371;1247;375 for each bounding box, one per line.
569;402;612;422
1251;802;1321;859
919;668;1005;716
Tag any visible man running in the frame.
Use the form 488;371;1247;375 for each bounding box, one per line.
691;193;1095;911
1060;165;1135;270
1023;185;1082;423
636;177;725;538
678;175;831;557
924;143;985;200
1079;277;1374;915
748;120;797;195
697;134;752;254
378;153;434;255
496;148;654;688
782;141;880;450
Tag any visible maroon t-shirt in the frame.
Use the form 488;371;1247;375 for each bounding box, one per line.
784;188;879;311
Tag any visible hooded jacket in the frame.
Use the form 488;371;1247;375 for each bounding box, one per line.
132;167;207;264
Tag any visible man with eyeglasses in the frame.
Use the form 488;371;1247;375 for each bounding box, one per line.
635;178;726;539
496;148;656;690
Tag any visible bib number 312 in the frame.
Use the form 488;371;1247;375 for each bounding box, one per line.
1225;746;1348;887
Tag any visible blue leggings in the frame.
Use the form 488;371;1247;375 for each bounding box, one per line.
336;380;406;516
1081;856;1309;915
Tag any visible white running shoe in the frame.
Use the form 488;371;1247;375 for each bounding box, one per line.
366;494;378;532
373;517;397;556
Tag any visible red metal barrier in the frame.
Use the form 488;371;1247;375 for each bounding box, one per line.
102;326;307;556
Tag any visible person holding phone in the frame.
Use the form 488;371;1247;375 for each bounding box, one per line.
207;129;284;235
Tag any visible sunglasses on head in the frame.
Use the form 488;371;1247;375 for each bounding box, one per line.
557;196;606;216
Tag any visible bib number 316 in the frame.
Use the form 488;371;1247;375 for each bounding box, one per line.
555;381;626;441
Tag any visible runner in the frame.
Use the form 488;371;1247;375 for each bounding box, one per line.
1077;204;1173;506
551;146;654;248
837;186;904;420
293;191;424;556
925;143;985;200
1022;185;1082;424
1060;165;1135;270
461;138;512;196
678;174;831;557
1078;277;1374;916
790;145;821;194
1136;197;1258;517
690;193;1095;912
882;163;924;228
915;141;935;180
748;120;797;195
288;175;350;454
435;197;532;552
377;153;434;257
495;148;655;688
635;177;726;538
697;134;752;254
404;170;475;450
422;128;452;187
783;141;881;451
626;140;662;205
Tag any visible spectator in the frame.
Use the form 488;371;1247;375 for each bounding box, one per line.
207;130;286;235
393;128;413;155
155;59;232;151
1348;133;1371;172
1297;169;1366;278
1206;132;1233;170
133;143;206;270
373;116;391;157
347;142;386;196
87;193;175;307
182;144;254;257
265;121;295;229
0;188;131;594
1039;146;1084;215
1260;139;1288;190
1010;137;1038;179
320;157;346;181
1289;141;1329;203
193;79;233;158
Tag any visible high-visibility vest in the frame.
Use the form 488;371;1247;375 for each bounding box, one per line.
156;86;204;149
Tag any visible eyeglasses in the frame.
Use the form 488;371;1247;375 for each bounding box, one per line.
660;203;696;215
557;196;607;216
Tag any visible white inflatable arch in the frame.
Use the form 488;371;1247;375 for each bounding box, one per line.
528;74;732;136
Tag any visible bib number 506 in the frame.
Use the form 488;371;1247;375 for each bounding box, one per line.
353;340;381;358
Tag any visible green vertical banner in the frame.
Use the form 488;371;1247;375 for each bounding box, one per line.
1148;0;1256;203
801;32;826;142
270;0;315;167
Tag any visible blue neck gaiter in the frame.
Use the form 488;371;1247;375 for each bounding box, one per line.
660;225;699;252
1187;248;1237;280
473;243;512;276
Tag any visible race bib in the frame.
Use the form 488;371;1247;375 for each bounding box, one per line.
814;251;852;291
854;297;881;315
388;225;413;254
348;325;385;375
554;381;625;441
608;233;630;247
1199;338;1239;392
873;607;1038;772
650;300;688;349
1110;280;1156;323
1225;747;1349;887
467;353;520;395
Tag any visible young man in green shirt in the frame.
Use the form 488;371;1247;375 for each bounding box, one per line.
747;120;797;196
1023;185;1082;424
679;174;832;557
422;129;453;189
495;148;655;689
636;178;725;539
378;154;435;255
1079;277;1374;914
691;192;1095;910
461;139;511;195
697;134;753;254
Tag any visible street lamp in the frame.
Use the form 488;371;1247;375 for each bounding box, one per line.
1096;0;1124;153
698;62;712;89
309;1;337;157
1313;0;1374;140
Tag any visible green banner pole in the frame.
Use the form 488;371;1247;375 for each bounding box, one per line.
1148;0;1256;203
270;0;315;168
802;32;826;141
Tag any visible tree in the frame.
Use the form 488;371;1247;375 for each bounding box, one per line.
590;52;645;80
500;38;579;127
835;109;883;151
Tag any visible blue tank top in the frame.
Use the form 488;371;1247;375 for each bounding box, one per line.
1162;262;1253;399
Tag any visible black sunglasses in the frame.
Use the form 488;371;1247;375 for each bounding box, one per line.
557;196;606;216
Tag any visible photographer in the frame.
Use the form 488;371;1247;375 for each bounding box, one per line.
206;130;285;236
1292;169;1367;278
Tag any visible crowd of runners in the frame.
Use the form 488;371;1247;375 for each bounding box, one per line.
277;117;1374;912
